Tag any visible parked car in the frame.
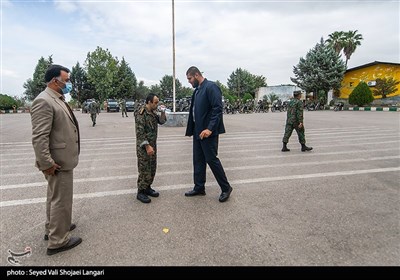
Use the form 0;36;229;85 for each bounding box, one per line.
107;99;119;112
126;99;135;112
82;99;95;113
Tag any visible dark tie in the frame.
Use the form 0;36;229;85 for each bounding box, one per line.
60;96;80;154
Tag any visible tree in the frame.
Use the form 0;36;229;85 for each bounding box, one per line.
84;46;119;101
115;57;137;99
267;93;279;104
227;68;267;98
291;37;346;99
136;81;149;100
177;86;193;100
13;95;27;109
159;75;183;100
149;84;162;98
342;30;363;67
373;77;400;99
326;30;363;68
326;31;345;55
0;94;17;110
70;61;94;105
348;82;374;106
23;56;53;100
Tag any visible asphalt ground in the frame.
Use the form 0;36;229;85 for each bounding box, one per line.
0;110;399;266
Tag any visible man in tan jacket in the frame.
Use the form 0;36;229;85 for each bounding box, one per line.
31;64;82;255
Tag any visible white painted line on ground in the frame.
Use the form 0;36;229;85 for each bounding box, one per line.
1;146;399;171
1;155;399;190
1;166;399;207
2;139;399;162
0;126;384;146
0;127;394;149
3;154;400;179
3;131;398;155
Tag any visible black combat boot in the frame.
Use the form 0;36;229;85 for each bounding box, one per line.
137;190;151;203
281;142;290;152
301;144;313;152
144;186;159;197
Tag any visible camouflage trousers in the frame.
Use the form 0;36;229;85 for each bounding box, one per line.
137;148;157;191
90;113;97;124
121;109;128;117
282;123;306;144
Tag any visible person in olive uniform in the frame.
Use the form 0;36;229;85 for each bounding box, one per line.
89;100;100;127
120;98;128;117
134;93;167;203
282;91;313;152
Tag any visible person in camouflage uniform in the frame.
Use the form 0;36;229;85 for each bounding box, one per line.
134;93;167;203
88;100;100;127
119;98;128;117
282;91;313;152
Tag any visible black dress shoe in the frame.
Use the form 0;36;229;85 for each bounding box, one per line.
185;189;206;197
47;236;82;256
137;192;151;203
219;187;233;202
144;187;159;197
44;223;76;241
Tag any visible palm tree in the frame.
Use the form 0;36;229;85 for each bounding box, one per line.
342;30;363;67
326;31;345;55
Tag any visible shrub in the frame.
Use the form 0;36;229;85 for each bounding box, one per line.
242;93;253;103
348;82;374;106
223;93;235;104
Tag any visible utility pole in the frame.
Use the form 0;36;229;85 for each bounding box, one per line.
172;0;176;112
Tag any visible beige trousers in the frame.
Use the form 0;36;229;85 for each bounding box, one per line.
44;170;73;249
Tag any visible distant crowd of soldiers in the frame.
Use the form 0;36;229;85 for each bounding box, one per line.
85;96;325;115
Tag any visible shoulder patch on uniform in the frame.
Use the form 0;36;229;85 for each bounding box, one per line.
139;107;145;115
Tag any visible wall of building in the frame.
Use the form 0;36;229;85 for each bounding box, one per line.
340;63;400;99
256;85;304;101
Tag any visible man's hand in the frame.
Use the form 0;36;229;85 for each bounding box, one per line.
199;129;212;140
145;145;155;156
298;122;303;129
43;163;61;176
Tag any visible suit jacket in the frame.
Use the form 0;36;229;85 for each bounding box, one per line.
31;87;80;171
185;79;226;139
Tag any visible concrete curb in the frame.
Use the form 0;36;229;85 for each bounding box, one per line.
328;106;399;112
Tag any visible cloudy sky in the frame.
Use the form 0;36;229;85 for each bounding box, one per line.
1;0;399;98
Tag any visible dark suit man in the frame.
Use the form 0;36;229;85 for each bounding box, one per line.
184;66;233;202
31;64;82;255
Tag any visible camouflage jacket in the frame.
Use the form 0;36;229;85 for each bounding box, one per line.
134;106;166;148
89;102;100;114
286;98;303;124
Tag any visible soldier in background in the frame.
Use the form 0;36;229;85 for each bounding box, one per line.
282;91;312;152
134;93;167;203
119;98;128;117
89;100;100;127
103;100;108;113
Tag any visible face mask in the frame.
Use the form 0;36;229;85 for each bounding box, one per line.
62;82;72;94
56;77;72;95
